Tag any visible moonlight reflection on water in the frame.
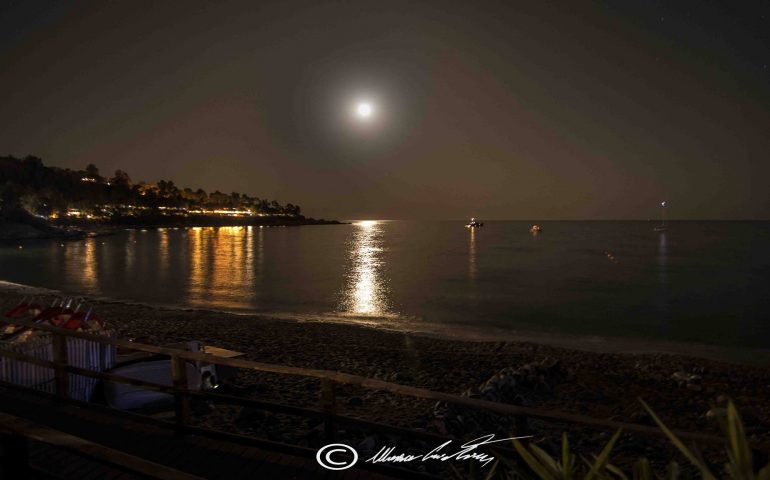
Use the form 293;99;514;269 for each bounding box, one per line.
341;220;390;315
1;222;768;351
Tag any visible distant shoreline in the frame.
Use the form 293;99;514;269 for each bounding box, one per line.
57;214;344;229
0;214;345;242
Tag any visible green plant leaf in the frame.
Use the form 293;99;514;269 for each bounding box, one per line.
561;433;574;479
512;438;558;480
640;399;717;480
665;462;680;480
726;400;753;478
631;457;653;480
530;443;560;475
606;462;629;480
483;459;500;480
757;464;770;480
585;429;622;480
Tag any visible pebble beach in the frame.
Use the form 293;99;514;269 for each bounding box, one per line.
1;281;769;471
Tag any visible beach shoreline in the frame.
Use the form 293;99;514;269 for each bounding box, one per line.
1;279;768;367
1;279;769;468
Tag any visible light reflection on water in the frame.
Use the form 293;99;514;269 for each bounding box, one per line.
181;222;391;315
50;237;100;293
655;232;670;319
340;220;390;315
468;227;477;280
187;227;207;306
657;233;668;277
80;238;98;292
186;226;256;309
125;229;136;275
3;221;770;351
158;228;169;279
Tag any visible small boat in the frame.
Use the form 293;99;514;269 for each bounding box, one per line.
654;201;668;232
465;218;483;228
530;224;542;233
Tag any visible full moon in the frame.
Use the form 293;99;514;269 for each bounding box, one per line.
356;102;373;118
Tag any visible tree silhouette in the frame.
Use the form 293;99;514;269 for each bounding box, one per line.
85;164;101;180
0;156;305;220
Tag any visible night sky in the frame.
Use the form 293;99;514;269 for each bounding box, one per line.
2;0;769;220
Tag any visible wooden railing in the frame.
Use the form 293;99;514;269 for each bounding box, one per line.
0;316;764;455
0;412;204;480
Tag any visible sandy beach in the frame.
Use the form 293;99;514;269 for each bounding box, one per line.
1;280;769;469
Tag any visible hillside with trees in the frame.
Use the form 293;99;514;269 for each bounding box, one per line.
0;156;335;237
0;155;301;216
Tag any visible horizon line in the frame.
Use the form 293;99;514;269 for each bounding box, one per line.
338;218;770;222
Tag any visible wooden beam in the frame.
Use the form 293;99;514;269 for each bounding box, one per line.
0;412;205;480
170;355;190;427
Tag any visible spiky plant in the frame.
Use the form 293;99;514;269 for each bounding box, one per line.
465;400;769;480
640;399;770;480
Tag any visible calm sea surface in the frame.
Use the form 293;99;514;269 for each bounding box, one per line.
1;221;769;350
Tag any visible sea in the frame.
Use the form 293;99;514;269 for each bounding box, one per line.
1;221;769;360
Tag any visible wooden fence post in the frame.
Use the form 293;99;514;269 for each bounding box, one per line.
321;379;337;442
171;355;190;427
51;333;69;399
